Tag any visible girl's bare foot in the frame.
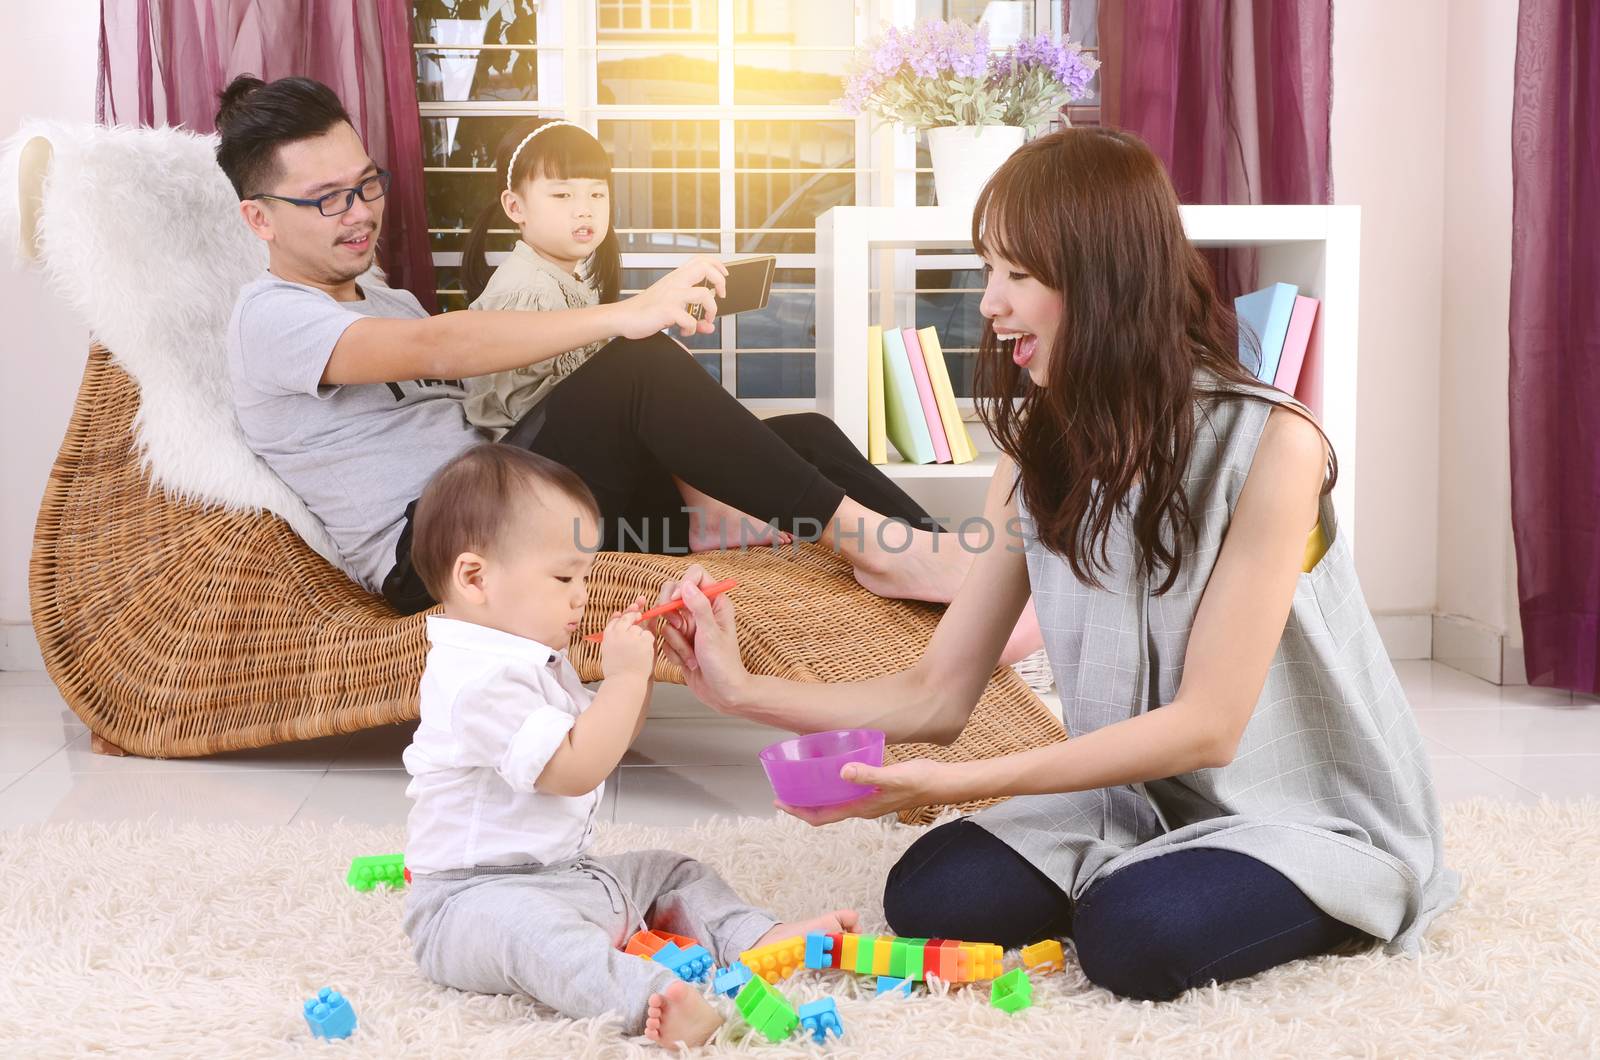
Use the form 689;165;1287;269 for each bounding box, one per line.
753;908;859;949
645;980;723;1048
675;477;792;552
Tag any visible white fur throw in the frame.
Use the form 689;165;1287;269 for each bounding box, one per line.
0;120;352;577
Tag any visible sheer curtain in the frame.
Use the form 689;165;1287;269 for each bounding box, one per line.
97;0;437;311
1509;0;1600;692
1090;0;1332;295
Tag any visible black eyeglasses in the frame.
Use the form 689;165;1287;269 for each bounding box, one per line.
248;169;391;217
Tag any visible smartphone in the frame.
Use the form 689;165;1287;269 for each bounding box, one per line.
690;255;775;320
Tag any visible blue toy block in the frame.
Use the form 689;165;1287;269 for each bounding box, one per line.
798;997;843;1043
876;975;914;998
303;986;357;1039
653;941;713;983
714;962;755;998
804;932;835;970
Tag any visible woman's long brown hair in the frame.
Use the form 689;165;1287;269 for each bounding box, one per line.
972;127;1335;594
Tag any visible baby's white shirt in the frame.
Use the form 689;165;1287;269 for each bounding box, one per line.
403;615;600;875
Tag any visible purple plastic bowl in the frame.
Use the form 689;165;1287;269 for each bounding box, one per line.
758;728;887;808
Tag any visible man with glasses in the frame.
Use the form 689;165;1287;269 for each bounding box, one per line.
218;74;726;599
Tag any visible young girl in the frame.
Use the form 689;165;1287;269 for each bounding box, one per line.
444;117;1046;660
655;127;1458;1001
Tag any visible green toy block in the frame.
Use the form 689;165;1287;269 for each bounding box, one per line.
903;938;927;983
851;936;879;975
734;976;798;1043
347;854;406;892
990;967;1033;1014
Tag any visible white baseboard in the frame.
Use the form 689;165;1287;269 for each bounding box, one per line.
1373;613;1433;660
1432;613;1509;685
0;621;45;671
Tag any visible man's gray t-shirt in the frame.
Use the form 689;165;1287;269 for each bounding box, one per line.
227;273;484;591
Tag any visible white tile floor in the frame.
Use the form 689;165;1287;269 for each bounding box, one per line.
1;660;1597;831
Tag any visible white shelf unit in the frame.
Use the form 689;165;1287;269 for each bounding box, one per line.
815;204;1362;539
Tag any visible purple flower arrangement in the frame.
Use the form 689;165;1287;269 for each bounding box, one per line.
839;18;1099;134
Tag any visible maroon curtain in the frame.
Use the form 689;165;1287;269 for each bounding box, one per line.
1092;0;1332;295
1509;0;1600;692
97;0;438;312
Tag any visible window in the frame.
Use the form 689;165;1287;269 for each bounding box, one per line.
412;0;1085;405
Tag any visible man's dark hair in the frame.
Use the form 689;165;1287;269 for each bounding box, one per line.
213;75;354;199
410;444;601;603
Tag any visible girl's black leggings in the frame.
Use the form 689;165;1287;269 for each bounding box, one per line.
383;334;939;612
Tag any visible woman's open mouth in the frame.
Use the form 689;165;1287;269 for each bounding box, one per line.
572;226;595;243
995;330;1038;367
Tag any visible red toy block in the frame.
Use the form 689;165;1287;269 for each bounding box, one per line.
826;932;843;969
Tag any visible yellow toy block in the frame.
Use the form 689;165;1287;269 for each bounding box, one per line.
739;936;807;984
1021;939;1065;975
840;933;860;970
963;942;1004;980
871;937;894;976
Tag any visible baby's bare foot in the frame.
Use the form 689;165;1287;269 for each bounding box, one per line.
753;908;859;949
645;980;723;1048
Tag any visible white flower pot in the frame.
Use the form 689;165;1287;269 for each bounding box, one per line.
926;124;1027;209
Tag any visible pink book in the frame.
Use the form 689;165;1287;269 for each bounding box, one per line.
1274;295;1320;395
900;327;952;463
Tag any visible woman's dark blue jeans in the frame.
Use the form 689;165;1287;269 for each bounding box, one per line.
883;818;1367;1001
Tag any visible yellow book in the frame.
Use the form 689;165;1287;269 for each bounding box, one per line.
915;326;977;463
867;325;888;464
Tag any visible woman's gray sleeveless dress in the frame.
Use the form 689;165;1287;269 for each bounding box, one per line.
972;382;1459;953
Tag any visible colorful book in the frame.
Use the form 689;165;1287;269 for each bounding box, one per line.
913;326;977;464
900;327;952;463
866;325;888;464
1273;295;1319;394
880;326;937;464
1234;282;1298;384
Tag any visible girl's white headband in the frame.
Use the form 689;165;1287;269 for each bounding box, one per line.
505;120;587;192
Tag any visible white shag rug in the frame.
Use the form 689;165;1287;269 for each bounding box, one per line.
1;800;1596;1058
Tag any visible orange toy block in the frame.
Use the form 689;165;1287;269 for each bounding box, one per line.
1021;939;1065;975
965;942;1004;980
740;935;807;984
625;929;699;959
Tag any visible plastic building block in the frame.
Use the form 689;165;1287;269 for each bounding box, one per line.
851;936;878;975
625;929;700;959
1021;938;1065;975
346;854;405;892
714;962;755;998
871;936;894;976
888;937;926;980
964;942;1005;980
903;938;927;982
824;932;843;969
403;866;412;885
840;933;860;970
303;987;357;1039
734;976;798;1043
875;975;913;998
990;968;1033;1014
804;932;835;970
740;935;807;984
653;942;713;984
798;997;843;1043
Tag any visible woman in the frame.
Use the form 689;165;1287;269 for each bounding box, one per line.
654;127;1458;1001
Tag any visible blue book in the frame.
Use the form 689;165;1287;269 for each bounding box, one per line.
1235;282;1299;383
880;326;937;463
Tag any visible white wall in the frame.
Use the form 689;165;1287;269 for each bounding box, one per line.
0;7;99;656
1436;0;1520;649
1330;0;1449;617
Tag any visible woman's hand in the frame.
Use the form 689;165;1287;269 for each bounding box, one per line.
778;759;952;826
615;256;729;339
657;563;751;715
